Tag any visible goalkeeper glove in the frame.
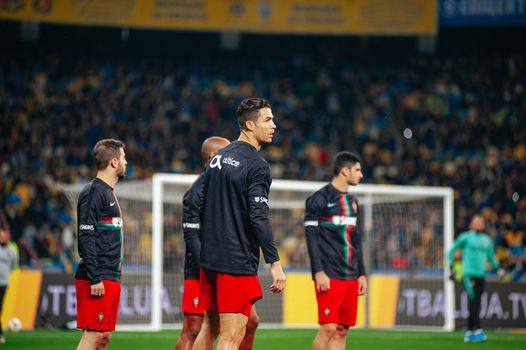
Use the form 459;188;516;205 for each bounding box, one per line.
449;265;456;281
497;268;506;280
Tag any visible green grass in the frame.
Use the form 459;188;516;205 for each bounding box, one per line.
3;328;525;350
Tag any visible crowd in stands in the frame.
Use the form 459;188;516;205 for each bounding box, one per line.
1;51;525;279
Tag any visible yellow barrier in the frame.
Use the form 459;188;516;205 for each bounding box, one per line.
368;275;400;328
283;272;365;327
1;270;43;330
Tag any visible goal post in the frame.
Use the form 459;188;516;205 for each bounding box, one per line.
151;174;208;330
152;174;455;331
60;174;454;331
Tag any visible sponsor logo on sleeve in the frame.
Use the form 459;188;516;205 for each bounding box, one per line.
254;196;268;204
79;224;94;231
182;222;200;229
304;220;319;227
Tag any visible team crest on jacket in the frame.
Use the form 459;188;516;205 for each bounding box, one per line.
112;217;123;227
324;308;330;316
193;297;199;308
98;312;104;323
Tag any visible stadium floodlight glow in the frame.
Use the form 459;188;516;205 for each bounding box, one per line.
60;175;454;331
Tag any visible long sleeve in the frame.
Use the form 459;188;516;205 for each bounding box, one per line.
447;232;467;265
77;189;101;285
182;178;203;264
351;198;366;277
304;193;325;274
355;226;366;276
9;245;18;272
247;163;279;264
486;238;500;270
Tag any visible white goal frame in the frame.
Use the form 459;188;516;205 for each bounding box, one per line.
151;173;455;331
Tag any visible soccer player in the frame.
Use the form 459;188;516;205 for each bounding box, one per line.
192;98;286;350
177;136;260;350
304;151;367;350
447;214;502;343
75;139;127;350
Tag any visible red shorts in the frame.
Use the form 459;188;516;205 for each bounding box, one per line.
182;279;205;315
199;267;262;317
315;279;358;327
76;279;121;331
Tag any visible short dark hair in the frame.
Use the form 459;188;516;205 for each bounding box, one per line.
93;139;125;170
236;97;271;130
332;151;362;176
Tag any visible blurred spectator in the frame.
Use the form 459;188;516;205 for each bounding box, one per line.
502;225;526;281
1;51;525;273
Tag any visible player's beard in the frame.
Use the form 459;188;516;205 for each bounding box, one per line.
347;178;359;186
117;164;126;180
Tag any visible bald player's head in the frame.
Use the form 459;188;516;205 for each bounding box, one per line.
201;136;230;164
469;214;485;232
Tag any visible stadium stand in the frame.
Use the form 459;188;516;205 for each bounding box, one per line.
1;28;525;278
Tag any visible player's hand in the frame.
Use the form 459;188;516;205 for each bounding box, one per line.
91;281;105;297
449;265;456;281
497;268;506;280
315;271;330;292
270;261;286;293
358;275;367;296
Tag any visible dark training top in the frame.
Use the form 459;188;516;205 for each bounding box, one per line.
197;141;280;275
182;173;204;280
76;178;123;284
304;183;366;280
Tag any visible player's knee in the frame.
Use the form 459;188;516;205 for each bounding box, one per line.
233;329;247;345
222;326;246;344
319;324;338;338
187;323;202;340
246;314;259;334
199;317;219;340
335;325;348;338
98;331;112;346
92;332;111;349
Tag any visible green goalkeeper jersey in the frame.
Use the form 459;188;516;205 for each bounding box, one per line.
447;230;499;278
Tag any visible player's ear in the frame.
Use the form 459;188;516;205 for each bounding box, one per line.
245;119;255;132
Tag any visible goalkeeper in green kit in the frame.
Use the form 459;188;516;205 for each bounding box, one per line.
447;214;503;343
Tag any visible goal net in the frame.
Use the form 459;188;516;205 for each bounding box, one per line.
60;174;454;331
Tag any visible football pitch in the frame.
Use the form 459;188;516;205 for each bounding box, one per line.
5;328;526;350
